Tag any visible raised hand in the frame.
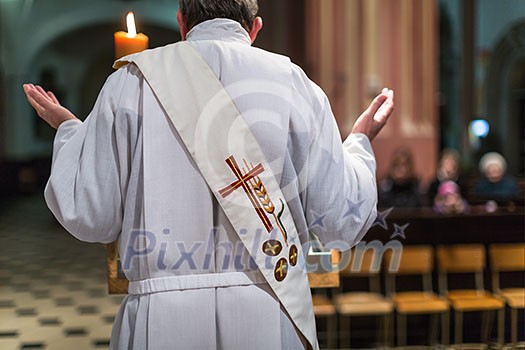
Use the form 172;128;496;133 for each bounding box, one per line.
23;84;78;129
351;88;394;141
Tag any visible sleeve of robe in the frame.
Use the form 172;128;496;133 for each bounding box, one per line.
44;65;142;244
292;66;378;248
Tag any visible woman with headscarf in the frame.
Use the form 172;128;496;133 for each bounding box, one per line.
475;152;518;202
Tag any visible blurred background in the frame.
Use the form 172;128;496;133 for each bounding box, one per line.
0;0;524;192
0;0;523;349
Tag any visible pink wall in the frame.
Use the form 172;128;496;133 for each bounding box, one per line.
305;0;439;187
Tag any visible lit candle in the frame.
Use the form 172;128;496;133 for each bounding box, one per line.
114;12;149;59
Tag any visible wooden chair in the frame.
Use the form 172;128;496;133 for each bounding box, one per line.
334;247;394;348
309;250;340;349
384;245;450;347
489;243;525;349
437;244;505;348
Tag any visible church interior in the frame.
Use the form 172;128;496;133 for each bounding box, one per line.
0;0;524;349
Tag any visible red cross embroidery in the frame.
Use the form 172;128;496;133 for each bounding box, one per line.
218;156;273;232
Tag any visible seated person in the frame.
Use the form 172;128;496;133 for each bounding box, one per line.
379;147;421;208
475;152;518;202
427;149;467;204
433;180;469;215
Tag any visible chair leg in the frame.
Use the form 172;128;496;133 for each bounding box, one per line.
511;307;517;349
498;308;504;347
481;311;490;344
430;313;438;345
441;310;450;345
397;313;407;346
455;310;463;345
382;314;391;349
327;315;337;350
375;316;382;348
340;315;350;349
389;314;395;348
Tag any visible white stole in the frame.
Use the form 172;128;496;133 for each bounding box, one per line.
114;42;318;349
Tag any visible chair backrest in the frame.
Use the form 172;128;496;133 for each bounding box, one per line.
436;244;485;273
340;247;382;276
384;245;434;295
339;247;383;293
331;249;341;265
386;245;433;274
436;244;486;294
308;249;342;289
489;243;525;272
489;243;525;292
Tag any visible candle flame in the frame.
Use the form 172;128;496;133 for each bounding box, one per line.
126;12;137;37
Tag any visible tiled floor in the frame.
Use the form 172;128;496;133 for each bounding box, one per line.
0;195;125;350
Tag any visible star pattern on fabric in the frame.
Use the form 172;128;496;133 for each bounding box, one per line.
288;234;298;245
390;223;409;240
309;210;327;230
372;207;394;230
342;198;364;223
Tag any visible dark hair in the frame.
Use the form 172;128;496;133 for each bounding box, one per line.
179;0;258;32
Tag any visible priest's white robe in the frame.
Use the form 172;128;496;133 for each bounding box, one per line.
45;19;378;349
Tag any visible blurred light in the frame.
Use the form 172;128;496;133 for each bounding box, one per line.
470;119;490;138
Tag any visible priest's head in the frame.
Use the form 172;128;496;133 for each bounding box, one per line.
177;0;263;43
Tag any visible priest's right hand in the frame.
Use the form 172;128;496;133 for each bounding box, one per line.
23;84;79;129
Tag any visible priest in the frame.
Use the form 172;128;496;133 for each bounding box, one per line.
23;0;394;349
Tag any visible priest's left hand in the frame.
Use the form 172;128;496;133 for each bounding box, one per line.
351;88;394;141
23;84;79;129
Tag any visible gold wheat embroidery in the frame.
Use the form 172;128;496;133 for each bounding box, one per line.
251;177;275;214
244;160;288;245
